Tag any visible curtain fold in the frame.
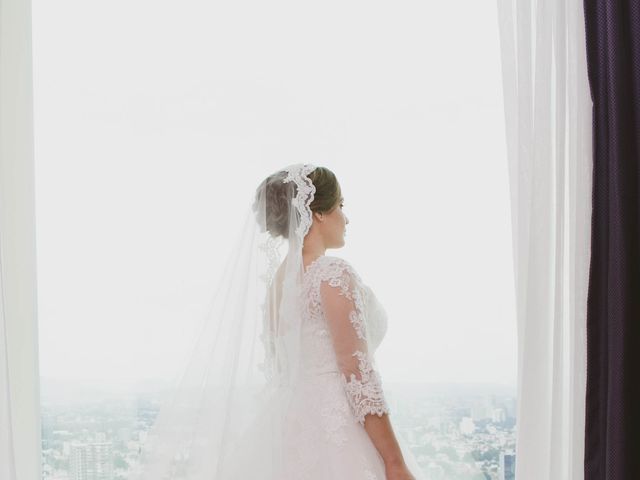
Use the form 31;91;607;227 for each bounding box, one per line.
0;0;41;478
496;0;592;478
1;278;16;480
582;0;640;478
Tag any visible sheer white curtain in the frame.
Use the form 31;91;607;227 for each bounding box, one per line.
0;280;16;480
496;0;592;478
0;0;40;478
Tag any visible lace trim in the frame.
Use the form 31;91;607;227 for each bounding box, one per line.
256;235;284;385
282;163;317;243
341;350;390;426
258;235;283;286
326;264;366;339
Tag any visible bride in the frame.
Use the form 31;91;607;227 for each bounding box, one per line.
132;164;424;480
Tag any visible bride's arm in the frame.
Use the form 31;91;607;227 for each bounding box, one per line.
319;263;411;474
363;414;413;478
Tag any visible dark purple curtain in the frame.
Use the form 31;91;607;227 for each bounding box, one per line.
583;0;640;478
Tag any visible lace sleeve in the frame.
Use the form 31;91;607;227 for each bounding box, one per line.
319;262;390;426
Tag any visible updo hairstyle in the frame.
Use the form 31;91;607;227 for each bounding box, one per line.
253;166;341;239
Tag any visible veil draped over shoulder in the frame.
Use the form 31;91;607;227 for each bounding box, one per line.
131;163;319;479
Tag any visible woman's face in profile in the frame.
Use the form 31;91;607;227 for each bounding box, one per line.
321;196;349;248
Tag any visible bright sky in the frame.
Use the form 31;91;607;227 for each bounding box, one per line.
32;0;516;388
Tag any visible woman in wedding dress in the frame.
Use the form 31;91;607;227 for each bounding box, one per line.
133;164;425;480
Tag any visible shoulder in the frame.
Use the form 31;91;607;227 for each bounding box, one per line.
314;256;364;291
314;255;356;275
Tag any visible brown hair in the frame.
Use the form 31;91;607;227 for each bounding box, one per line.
307;166;342;215
254;166;341;239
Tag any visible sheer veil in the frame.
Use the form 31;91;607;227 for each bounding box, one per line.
130;163;318;479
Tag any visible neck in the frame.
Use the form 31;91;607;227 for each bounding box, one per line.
302;238;326;259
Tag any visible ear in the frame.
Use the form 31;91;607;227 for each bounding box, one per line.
313;211;324;222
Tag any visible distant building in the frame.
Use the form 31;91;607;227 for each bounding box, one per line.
70;442;113;480
499;451;516;480
503;397;517;419
471;395;494;420
459;417;476;435
492;407;507;423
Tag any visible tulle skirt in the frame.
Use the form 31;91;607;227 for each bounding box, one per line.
217;371;424;480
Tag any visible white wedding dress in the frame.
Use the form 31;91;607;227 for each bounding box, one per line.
132;165;425;480
217;255;425;479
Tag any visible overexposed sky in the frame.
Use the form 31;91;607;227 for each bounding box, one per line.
32;0;515;387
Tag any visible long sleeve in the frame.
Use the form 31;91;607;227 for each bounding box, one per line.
319;261;390;426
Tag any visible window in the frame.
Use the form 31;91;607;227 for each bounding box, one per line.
34;1;515;478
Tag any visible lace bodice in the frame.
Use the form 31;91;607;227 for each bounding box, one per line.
301;255;390;426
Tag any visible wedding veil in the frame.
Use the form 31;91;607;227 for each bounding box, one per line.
130;163;319;479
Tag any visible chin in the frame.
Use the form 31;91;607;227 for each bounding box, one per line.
329;234;347;249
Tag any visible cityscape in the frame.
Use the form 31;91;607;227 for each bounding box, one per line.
41;380;516;480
